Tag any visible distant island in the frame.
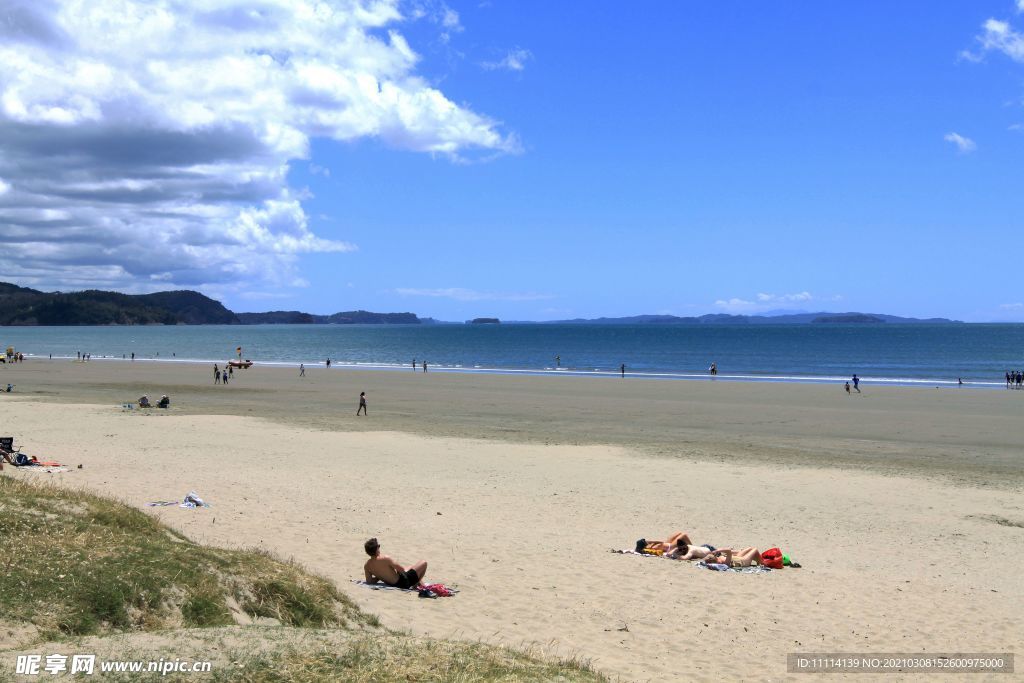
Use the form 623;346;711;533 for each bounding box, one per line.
811;314;884;324
236;310;420;325
0;281;960;326
538;312;958;325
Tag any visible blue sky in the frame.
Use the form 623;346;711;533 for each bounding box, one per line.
2;1;1023;321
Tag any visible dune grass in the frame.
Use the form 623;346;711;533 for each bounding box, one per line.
213;636;607;682
0;475;371;639
0;475;608;681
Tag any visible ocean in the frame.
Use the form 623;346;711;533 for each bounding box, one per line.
1;323;1022;387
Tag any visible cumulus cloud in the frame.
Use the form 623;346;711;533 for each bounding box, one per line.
0;0;515;293
943;132;977;153
395;287;553;301
482;48;532;72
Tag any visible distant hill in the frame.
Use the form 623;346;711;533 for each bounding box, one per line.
545;312;959;325
0;282;424;326
0;281;959;326
236;310;421;325
0;283;236;325
812;314;884;324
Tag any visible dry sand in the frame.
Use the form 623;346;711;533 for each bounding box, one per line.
0;359;1021;680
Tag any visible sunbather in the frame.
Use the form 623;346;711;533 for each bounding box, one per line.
636;531;693;554
704;547;762;567
363;537;428;589
665;541;720;561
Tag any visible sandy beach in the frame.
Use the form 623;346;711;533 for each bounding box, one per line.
1;359;1021;680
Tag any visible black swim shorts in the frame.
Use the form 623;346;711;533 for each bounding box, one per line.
393;568;420;590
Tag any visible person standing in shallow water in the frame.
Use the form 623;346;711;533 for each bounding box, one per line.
620;363;625;378
422;361;427;373
356;391;367;416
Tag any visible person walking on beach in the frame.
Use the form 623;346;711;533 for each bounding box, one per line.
222;369;229;386
844;381;851;395
326;358;331;369
214;364;220;384
299;363;305;377
852;374;861;393
363;538;427;589
620;363;626;378
356;391;367;416
131;352;135;361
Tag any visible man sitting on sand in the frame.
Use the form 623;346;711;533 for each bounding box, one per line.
363;537;428;589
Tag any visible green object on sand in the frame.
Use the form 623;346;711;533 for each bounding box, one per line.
782;554;792;566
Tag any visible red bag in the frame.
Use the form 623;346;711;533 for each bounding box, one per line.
761;547;784;569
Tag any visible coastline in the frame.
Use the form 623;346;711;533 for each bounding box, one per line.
18;354;1008;388
1;358;1021;487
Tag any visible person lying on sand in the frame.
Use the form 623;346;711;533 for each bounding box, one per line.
363;537;428;589
664;541;721;561
704;547;762;567
636;531;693;554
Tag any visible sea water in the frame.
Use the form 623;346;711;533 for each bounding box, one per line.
1;323;1022;386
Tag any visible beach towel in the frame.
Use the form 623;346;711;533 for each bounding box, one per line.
146;501;179;507
610;548;678;559
351;580;458;597
695;562;772;574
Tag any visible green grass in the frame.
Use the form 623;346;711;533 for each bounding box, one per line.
212;636;608;683
0;476;368;639
0;476;607;682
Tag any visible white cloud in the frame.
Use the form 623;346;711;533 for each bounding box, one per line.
1000;302;1024;309
756;291;812;303
308;163;331;177
482;48;532;72
714;291;831;313
1018;0;1024;13
966;18;1024;62
0;179;9;195
0;0;515;294
944;132;977;153
395;287;552;302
